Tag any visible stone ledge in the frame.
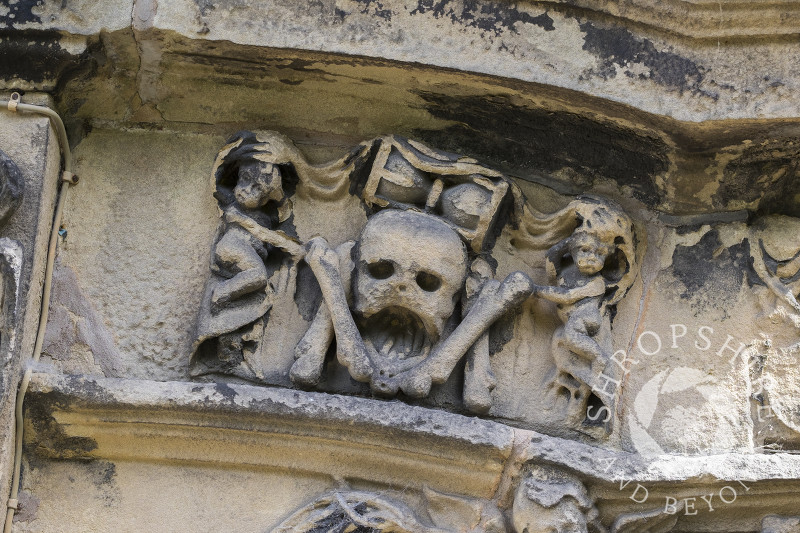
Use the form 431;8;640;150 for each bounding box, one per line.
26;372;800;486
5;1;800;121
24;372;515;498
527;433;800;484
22;372;800;529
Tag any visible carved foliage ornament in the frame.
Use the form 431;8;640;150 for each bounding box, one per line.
190;132;642;421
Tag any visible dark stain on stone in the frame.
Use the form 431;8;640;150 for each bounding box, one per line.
0;31;84;85
714;140;800;217
411;0;554;35
195;0;215;17
672;230;762;311
413;92;668;206
489;307;517;356
88;461;120;508
355;0;393;20
579;22;708;96
177;53;336;85
25;391;98;460
64;376;117;404
215;381;238;401
0;0;44;26
92;461;116;487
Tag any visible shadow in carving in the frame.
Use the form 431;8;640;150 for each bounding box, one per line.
0;149;23;384
0;149;23;226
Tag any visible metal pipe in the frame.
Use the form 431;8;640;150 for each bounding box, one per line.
0;92;76;533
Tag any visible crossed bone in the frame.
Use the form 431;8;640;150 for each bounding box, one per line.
225;208;536;400
293;236;535;398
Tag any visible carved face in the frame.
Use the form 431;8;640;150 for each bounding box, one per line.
354;210;468;362
569;230;611;276
512;467;596;533
234;161;283;209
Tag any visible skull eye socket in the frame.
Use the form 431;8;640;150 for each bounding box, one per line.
416;271;442;292
367;260;395;280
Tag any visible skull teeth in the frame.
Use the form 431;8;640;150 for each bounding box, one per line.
360;306;432;361
373;331;431;360
412;329;424;354
382;336;395;354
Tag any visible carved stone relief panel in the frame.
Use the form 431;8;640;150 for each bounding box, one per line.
272;488;508;533
511;464;689;533
275;463;694;533
734;215;800;450
189;131;643;439
610;214;800;454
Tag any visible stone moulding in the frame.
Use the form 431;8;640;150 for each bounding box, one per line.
24;373;800;530
24;372;514;500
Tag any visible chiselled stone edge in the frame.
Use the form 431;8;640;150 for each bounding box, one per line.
26;372;513;451
24;372;515;498
6;0;800;41
24;372;800;502
527;433;800;484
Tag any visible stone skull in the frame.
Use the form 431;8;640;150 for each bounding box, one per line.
354;209;468;363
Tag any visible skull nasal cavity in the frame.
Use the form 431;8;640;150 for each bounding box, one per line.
416;271;441;292
368;260;394;279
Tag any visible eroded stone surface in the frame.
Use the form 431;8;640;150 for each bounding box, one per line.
20;373;800;532
2;1;800;529
37;128;800;460
0;103;61;520
147;0;800;122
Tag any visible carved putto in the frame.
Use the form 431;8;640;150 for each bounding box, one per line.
191;132;302;383
523;196;639;432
